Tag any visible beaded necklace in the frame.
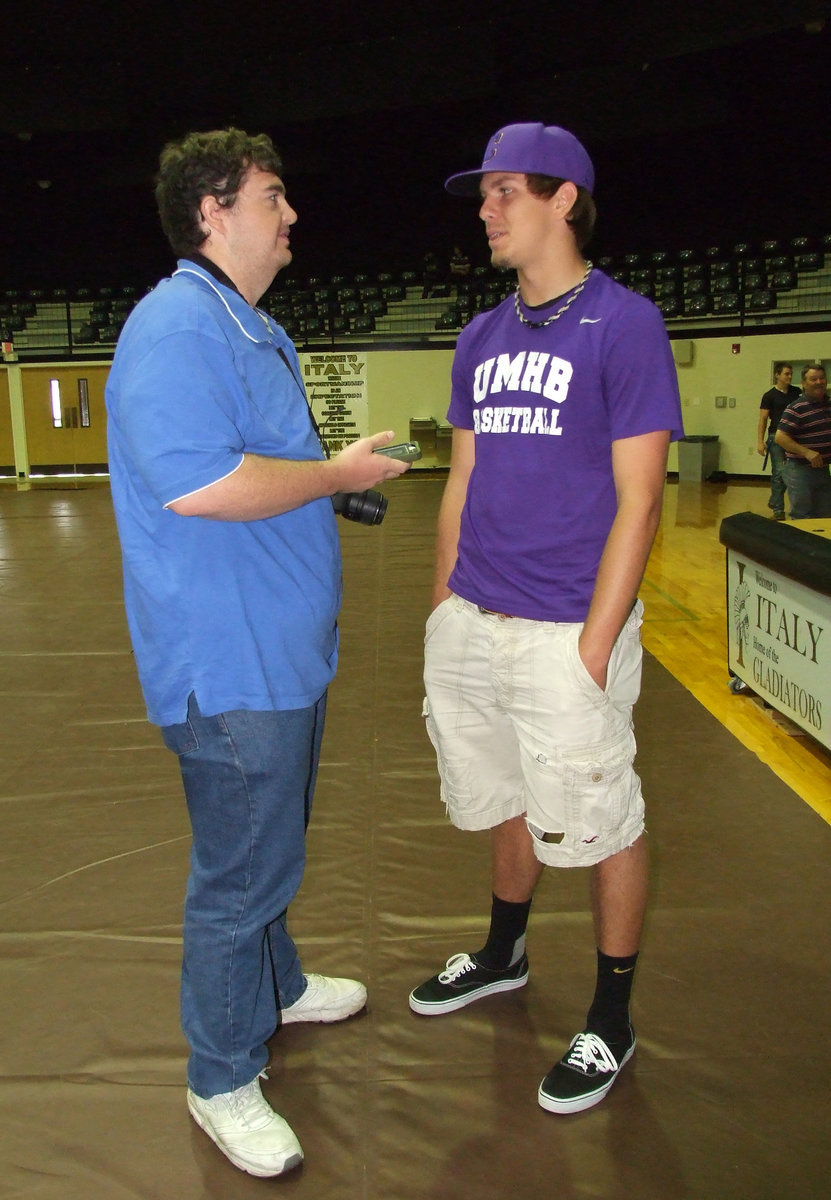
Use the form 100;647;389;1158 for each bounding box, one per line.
513;260;594;328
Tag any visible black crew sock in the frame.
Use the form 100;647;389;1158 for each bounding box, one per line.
474;894;532;970
585;949;639;1046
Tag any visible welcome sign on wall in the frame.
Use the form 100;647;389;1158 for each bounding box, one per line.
301;352;368;454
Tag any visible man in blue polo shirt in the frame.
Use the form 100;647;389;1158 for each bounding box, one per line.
105;128;408;1178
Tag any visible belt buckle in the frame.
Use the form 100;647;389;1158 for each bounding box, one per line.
478;605;512;620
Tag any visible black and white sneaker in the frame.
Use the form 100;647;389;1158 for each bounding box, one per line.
409;952;529;1016
538;1028;635;1114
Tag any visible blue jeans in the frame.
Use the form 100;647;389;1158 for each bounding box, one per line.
782;460;831;519
162;692;327;1099
767;437;787;514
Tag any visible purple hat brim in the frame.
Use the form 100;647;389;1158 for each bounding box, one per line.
443;123;595;196
444;168;491;196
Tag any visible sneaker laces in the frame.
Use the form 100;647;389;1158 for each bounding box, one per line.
437;952;478;983
564;1032;620;1076
226;1079;275;1130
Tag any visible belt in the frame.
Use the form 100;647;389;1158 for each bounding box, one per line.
477;606;514;620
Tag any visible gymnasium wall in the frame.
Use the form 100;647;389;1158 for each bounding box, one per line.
673;331;831;475
2;330;830;478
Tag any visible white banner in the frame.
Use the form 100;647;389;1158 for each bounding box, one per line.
300;351;368;454
726;548;829;746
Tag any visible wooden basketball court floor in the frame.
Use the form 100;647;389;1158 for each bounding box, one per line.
1;474;829;1199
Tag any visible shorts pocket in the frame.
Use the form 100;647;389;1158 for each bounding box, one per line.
565;612;643;712
422;699;474;814
562;727;637;842
525;726;638;851
424;595;456;644
564;624;609;706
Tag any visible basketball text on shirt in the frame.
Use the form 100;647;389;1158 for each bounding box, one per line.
472;351;573;436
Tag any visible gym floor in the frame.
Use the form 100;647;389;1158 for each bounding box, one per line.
1;475;829;1199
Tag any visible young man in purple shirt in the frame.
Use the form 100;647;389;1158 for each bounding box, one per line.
409;123;683;1114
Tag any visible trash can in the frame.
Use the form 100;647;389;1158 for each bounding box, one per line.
678;435;720;482
409;416;437;452
435;423;453;464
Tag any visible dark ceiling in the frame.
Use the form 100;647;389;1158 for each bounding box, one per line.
2;1;829;286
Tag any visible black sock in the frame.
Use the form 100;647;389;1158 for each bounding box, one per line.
585;949;638;1045
474;894;532;970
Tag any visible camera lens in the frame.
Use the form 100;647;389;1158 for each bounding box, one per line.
331;489;388;525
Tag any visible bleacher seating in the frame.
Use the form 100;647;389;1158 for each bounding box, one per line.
350;315;375;334
769;269;797;290
684;294;713;317
435;310;463;331
768;254;794;272
2;231;830;358
716;293;741;314
748;289;777;311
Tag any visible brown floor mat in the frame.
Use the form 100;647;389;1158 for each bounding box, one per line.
1;478;829;1198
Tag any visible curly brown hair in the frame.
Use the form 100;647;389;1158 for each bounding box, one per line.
155;128;283;257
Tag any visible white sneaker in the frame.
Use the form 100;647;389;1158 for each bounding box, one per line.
280;973;367;1024
187;1077;303;1177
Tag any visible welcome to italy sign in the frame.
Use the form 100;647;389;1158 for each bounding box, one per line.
721;513;831;749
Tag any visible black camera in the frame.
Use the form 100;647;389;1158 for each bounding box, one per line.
331;489;388;525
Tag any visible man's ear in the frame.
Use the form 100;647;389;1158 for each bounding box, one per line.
199;194;227;240
552;180;578;219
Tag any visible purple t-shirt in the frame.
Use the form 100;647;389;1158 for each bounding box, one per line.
447;269;684;621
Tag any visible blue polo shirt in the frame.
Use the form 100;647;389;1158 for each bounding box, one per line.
105;260;341;726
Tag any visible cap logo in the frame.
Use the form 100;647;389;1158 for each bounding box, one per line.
483;130;504;164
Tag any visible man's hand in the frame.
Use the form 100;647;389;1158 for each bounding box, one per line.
806;448;825;469
167;431;411;522
577;631;609;691
329;431;411;493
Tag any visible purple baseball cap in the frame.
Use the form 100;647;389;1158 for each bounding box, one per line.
445;122;595;196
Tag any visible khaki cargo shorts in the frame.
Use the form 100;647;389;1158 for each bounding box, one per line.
423;595;645;868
